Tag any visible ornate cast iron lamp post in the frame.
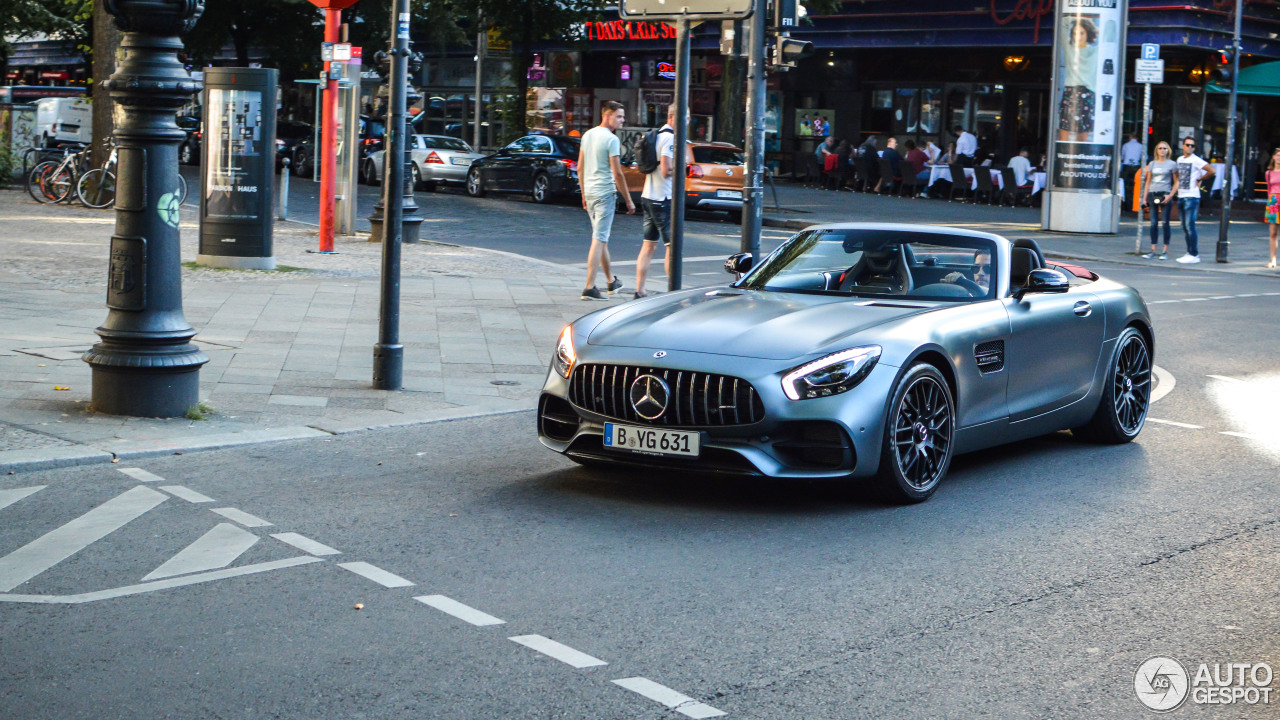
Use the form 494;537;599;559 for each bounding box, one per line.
83;0;208;417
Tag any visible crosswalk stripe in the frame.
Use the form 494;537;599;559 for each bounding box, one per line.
509;635;607;668
414;594;505;626
159;485;214;503
210;507;272;528
0;485;168;592
142;523;260;581
611;677;727;719
0;486;45;511
337;561;414;588
117;468;165;483
271;532;340;556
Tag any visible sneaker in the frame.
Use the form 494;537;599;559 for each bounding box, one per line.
606;275;623;293
1158;253;1168;260
1175;254;1201;264
581;286;606;300
1140;252;1155;259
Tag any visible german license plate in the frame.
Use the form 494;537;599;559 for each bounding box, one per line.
716;189;742;199
604;423;700;458
450;157;471;166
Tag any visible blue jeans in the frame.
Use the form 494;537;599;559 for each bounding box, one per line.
1178;196;1200;257
1149;198;1172;247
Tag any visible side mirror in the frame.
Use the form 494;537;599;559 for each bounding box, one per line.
1014;268;1070;299
724;252;754;277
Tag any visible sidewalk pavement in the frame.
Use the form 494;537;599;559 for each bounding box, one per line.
2;182;1276;472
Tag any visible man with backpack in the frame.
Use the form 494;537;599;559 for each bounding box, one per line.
633;103;689;298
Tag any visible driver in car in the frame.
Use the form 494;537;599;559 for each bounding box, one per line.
941;250;990;294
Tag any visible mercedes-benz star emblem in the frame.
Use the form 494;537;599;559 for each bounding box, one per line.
653;351;666;358
630;374;670;420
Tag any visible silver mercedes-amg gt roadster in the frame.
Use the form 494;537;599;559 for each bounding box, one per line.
537;224;1154;502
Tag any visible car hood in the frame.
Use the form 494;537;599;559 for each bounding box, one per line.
585;288;934;361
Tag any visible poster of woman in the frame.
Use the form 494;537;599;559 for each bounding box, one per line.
1057;15;1100;142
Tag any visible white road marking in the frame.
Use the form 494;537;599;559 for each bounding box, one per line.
1148;418;1203;429
1208;296;1234;300
1183;297;1209;302
1207;374;1244;384
142;523;259;581
271;532;340;556
0;485;167;592
210;507;273;528
576;254;730;269
158;485;213;503
508;634;607;668
1151;365;1175;403
0;485;44;511
414;594;506;626
612;677;727;719
1220;431;1261;440
117;467;165;483
0;556;323;604
337;561;414;588
1146;300;1180;304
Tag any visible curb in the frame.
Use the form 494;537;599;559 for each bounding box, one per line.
0;404;536;475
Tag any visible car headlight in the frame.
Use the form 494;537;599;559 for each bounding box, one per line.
552;325;577;378
782;346;881;400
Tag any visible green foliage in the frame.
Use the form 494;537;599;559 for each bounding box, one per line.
183;0;324;80
184;402;213;421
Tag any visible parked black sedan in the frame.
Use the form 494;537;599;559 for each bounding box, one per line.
465;134;580;204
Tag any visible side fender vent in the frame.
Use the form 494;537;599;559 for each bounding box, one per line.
975;340;1005;374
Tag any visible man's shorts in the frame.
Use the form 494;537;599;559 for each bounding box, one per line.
641;197;671;245
585;193;616;244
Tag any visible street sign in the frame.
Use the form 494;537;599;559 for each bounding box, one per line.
620;0;753;20
486;27;510;56
332;43;352;61
321;42;333;62
1135;58;1164;84
1141;43;1160;60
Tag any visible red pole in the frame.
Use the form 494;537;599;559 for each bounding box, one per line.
318;7;341;252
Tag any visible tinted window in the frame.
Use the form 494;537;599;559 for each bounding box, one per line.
555;138;580;157
505;137;539;153
421;136;472;152
693;147;744;165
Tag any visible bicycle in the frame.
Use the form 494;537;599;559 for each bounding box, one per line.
77;140;118;208
26;146;89;204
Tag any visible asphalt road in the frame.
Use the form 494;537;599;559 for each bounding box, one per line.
3;261;1279;718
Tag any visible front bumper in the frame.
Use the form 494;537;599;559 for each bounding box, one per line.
537;346;899;479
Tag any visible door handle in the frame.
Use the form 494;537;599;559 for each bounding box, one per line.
1073;301;1092;317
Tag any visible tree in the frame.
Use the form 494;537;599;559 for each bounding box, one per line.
183;0;323;81
0;0;83;79
90;0;120;167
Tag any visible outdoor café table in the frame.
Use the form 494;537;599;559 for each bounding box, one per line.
927;166;1004;191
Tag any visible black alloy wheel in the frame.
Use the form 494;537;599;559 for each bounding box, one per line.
531;173;552;203
879;363;955;503
1073;326;1152;443
466;167;485;197
179;141;194;165
293;151;311;178
411;164;422;190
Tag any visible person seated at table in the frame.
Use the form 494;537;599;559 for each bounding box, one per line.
924;140;942;167
904;140;929;179
876;137;904;193
941;250;991;295
1008;147;1033;188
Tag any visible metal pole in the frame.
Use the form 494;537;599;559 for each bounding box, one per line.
1216;0;1243;263
669;19;691;292
318;8;341;253
740;0;766;261
373;1;408;390
279;157;290;220
1137;83;1150;255
474;17;484;151
84;0;207;417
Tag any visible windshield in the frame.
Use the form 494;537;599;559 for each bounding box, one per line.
423;136;472;152
738;228;997;301
693;147;744;165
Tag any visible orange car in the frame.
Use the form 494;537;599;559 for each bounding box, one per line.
622;141;746;221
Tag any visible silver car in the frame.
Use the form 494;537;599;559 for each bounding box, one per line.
361;134;485;190
537;224;1155;503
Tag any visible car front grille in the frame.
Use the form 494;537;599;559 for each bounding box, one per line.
569;363;765;427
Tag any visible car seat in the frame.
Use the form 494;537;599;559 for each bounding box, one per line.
844;245;913;294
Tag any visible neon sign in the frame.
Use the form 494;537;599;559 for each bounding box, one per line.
585;20;678;42
990;0;1055;44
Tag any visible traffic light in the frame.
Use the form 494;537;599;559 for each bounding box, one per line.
771;36;813;69
1211;49;1233;84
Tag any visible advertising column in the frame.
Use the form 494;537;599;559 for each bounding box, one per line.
1043;0;1128;234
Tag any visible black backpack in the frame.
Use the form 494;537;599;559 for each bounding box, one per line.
634;127;673;174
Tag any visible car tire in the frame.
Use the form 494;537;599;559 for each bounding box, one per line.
531;173;552;204
411;164;422;190
467;167;485;197
727;209;744;224
293;152;311;178
1072;326;1151;444
876;363;955;503
422;181;438;193
179;141;194;166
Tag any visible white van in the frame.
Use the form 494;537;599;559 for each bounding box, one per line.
35;97;92;147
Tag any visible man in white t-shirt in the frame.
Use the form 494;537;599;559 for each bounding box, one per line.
953;125;978;166
1008;147;1033;188
1173;136;1214;263
634;103;692;298
577;101;636;299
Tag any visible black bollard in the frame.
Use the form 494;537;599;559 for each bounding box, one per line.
82;0;208;417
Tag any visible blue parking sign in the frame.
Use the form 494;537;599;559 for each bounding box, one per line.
1141;44;1160;60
